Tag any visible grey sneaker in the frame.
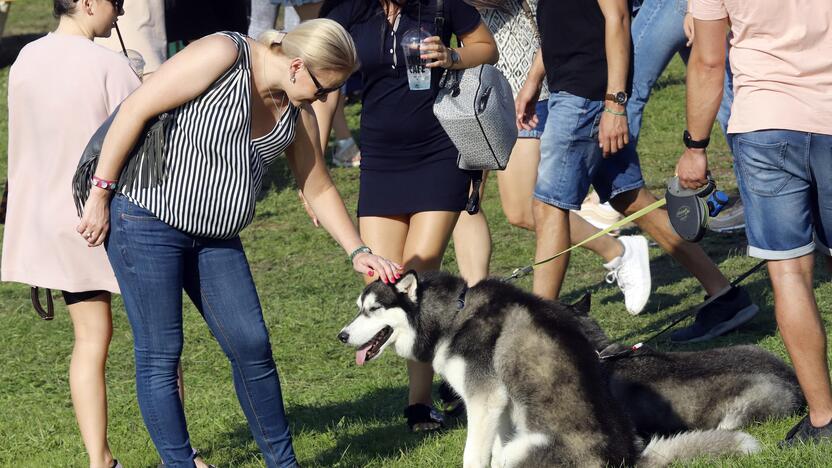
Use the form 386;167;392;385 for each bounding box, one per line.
708;199;745;233
670;286;758;343
780;415;832;447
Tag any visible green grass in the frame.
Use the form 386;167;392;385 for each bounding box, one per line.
1;2;831;467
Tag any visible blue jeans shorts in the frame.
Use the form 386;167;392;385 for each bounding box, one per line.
732;130;832;260
534;91;645;210
518;99;549;139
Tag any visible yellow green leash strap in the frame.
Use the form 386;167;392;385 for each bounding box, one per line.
504;197;668;281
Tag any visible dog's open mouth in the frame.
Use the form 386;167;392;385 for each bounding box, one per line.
355;326;393;366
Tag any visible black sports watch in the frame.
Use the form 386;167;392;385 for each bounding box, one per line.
683;130;710;149
604;91;629;105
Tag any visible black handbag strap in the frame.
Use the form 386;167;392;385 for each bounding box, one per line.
434;0;445;42
30;287;55;321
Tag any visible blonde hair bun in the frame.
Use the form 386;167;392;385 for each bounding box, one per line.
258;19;358;74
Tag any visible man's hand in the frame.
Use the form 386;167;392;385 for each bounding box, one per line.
598;107;629;157
676;148;709;189
515;81;542;131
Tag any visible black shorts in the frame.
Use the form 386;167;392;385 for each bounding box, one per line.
61;290;108;306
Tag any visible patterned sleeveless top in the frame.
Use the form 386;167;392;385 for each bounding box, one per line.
481;0;549;100
122;31;300;239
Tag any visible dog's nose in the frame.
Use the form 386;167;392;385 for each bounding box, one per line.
337;331;349;343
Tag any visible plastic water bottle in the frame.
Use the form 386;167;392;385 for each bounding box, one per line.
401;28;432;91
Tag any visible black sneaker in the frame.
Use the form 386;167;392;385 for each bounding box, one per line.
780;415;832;447
670;286;758;343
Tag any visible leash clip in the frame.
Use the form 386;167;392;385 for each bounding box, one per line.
505;265;533;282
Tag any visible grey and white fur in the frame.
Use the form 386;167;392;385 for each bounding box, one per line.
570;294;805;437
339;271;760;467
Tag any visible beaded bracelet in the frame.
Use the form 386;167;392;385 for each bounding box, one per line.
349;245;372;263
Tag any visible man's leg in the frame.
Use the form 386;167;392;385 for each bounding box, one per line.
532;200;571;299
769;255;832;428
627;0;691;143
531;93;604;299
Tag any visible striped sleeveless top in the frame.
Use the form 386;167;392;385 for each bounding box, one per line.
122;31;300;239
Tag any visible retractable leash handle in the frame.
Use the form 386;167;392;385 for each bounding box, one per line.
665;173;725;242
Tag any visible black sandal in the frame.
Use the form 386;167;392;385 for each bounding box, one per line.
403;403;445;433
438;381;465;417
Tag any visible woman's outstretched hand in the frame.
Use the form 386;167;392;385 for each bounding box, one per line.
352;252;402;283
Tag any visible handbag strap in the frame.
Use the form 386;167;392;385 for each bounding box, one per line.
434;0;445;43
30;287;55;321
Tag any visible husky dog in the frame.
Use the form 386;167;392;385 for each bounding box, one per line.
570;294;805;437
338;271;760;467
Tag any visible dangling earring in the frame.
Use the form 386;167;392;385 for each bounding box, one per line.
290;75;296;84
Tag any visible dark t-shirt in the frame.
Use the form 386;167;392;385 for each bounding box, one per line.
537;0;633;101
324;0;481;170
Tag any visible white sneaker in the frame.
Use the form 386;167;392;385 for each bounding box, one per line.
604;235;651;315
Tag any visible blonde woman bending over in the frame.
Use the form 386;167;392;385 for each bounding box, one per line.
76;19;401;467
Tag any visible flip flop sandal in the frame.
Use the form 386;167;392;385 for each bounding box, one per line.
438;381;465;417
404;403;445;433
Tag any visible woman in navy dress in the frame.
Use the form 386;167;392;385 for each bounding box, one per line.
318;0;497;431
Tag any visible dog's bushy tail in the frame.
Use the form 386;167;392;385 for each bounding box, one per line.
638;430;761;468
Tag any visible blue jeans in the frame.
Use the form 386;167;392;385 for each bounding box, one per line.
731;130;832;260
628;0;732;143
535;92;644;210
106;195;298;468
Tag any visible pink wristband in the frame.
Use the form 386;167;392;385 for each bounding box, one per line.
91;176;118;191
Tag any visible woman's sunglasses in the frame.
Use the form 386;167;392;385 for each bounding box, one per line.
306;67;342;99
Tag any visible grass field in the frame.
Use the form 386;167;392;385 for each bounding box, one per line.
1;2;831;467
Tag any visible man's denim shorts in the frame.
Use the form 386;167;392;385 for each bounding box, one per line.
732;129;832;260
518;99;549;139
534;91;645;210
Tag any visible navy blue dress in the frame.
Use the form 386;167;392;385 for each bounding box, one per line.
324;0;481;216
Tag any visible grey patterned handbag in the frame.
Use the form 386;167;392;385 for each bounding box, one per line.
432;0;517;171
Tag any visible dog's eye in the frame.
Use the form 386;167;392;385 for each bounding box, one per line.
368;305;381;312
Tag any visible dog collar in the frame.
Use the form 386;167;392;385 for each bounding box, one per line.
456;284;469;310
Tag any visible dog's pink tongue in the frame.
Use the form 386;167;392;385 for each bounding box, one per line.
356;347;370;366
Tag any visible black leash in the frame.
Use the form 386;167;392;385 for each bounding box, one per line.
598;259;768;361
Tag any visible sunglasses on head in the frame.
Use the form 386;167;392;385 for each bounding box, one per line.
305;67;342;99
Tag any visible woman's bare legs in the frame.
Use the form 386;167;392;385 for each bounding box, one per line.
452;175;491;285
360;211;459;430
67;293;115;468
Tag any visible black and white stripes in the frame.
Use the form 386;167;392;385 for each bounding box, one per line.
122;31;299;239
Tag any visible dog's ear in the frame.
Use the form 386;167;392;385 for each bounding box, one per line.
571;293;591;316
394;270;419;302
